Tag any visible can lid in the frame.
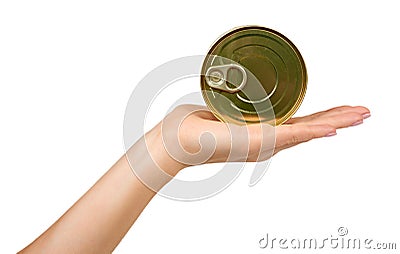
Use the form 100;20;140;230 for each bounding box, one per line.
201;26;307;125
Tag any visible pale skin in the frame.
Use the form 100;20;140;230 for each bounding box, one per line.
19;105;370;253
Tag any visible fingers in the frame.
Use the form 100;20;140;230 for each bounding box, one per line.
327;105;370;116
287;105;369;122
309;112;364;129
322;105;370;121
275;124;336;152
286;105;370;128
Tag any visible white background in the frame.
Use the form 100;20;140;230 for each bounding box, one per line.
1;0;399;253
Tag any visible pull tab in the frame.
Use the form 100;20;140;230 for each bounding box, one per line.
205;64;247;93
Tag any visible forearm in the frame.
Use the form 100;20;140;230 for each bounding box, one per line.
20;125;183;253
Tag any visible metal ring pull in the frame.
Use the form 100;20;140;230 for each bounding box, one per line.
205;64;247;93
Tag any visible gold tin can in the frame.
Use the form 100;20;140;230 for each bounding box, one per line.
201;26;307;125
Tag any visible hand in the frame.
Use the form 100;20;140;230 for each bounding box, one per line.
148;104;370;174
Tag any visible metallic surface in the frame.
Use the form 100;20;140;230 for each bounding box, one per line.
201;26;307;125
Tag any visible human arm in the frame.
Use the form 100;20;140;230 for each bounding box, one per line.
19;105;370;253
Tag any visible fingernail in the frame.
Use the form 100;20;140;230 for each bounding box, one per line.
362;113;371;119
325;132;337;137
351;120;363;126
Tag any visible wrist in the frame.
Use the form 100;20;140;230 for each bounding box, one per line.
125;124;186;191
144;123;187;176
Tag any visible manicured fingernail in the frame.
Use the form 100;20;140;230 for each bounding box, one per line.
362;113;371;119
351;120;363;126
325;132;337;137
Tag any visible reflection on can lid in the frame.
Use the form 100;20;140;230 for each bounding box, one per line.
201;26;307;125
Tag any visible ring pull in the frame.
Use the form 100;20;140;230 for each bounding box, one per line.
205;64;247;93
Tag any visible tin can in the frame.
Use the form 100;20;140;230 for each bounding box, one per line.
201;26;307;125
